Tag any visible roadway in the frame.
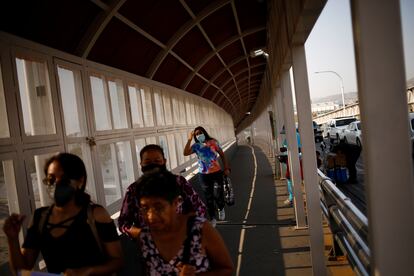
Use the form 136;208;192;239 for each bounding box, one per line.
317;139;366;214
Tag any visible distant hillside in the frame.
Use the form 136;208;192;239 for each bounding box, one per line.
312;92;358;104
312;78;414;104
312;79;413;104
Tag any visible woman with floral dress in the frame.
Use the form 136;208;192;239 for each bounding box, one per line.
135;171;233;276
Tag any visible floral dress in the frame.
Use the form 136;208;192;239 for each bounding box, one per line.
139;217;210;275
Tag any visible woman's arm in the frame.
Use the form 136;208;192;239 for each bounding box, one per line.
200;221;234;276
217;148;231;176
183;131;194;156
3;214;39;273
65;207;124;276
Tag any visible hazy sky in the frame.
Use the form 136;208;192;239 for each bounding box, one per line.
305;0;414;100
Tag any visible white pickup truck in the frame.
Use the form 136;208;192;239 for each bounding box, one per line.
326;117;357;143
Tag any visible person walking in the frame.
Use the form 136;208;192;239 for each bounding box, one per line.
135;171;234;275
281;126;302;206
183;126;231;227
3;153;123;275
118;144;206;238
331;140;362;183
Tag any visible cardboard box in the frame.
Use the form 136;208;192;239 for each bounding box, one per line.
335;153;347;167
326;153;336;169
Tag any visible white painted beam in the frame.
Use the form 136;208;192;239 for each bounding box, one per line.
351;0;414;275
281;70;307;227
292;45;327;276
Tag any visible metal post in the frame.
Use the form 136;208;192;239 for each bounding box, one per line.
281;70;307;228
292;45;327;276
275;87;285;179
351;0;414;274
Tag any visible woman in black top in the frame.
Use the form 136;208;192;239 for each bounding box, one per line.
3;153;123;275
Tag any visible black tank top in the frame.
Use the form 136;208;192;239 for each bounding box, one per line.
23;204;118;274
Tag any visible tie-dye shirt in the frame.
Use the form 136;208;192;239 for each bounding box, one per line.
191;139;222;174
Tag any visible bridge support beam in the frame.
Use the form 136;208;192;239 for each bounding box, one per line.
281;69;307;228
272;87;286;179
351;0;414;274
292;44;327;276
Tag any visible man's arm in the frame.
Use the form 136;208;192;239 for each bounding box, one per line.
118;185;142;237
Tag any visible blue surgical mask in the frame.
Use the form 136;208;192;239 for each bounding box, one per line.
196;134;206;143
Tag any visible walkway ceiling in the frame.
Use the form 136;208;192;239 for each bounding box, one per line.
1;0;269;127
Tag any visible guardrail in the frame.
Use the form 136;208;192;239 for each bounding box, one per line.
317;170;370;276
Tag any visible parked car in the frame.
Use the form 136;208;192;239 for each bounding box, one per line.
326;117;357;143
343;121;362;147
321;123;329;138
313;121;323;143
409;113;414;157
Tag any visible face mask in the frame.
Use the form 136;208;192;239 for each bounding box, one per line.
196;134;206;143
141;163;167;174
54;179;76;207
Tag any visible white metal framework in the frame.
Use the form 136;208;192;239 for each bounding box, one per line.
0;33;235;268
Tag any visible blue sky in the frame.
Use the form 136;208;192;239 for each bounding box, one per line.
305;0;414;100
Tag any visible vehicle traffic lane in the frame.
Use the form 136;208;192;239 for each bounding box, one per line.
318;139;366;213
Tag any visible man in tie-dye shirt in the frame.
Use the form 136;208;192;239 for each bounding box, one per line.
184;126;231;227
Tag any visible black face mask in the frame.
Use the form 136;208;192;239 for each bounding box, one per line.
54;179;76;207
141;163;167;174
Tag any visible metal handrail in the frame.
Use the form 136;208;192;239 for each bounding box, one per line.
320;176;368;241
331;207;370;270
317;169;370;275
335;233;369;276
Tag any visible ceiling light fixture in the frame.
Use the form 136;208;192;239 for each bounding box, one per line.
250;49;269;59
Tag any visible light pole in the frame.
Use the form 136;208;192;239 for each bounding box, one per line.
315;70;345;111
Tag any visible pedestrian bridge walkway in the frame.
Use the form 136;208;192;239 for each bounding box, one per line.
199;144;354;275
1;144;355;275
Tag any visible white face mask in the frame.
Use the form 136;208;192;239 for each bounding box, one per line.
196;134;206;143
